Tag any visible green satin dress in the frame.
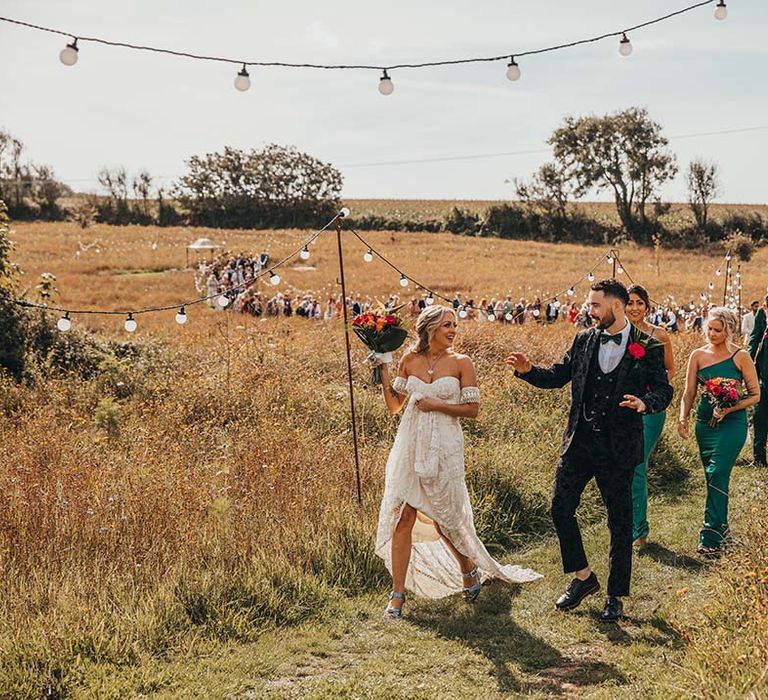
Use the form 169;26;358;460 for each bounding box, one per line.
695;354;748;549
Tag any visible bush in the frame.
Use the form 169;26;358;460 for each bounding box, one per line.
444;206;480;235
724;230;756;262
721;211;767;240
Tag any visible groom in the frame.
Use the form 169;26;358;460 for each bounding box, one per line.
506;279;672;622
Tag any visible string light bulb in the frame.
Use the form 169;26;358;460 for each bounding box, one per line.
218;295;230;307
567;287;575;297
708;282;714;290
124;313;137;332
619;33;633;56
505;312;513;322
363;249;374;263
588;272;595;282
617;265;625;274
714;1;727;20
716;269;722;276
378;70;394;96
57;313;71;332
269;270;281;286
487;313;496;322
339;207;351;218
458;306;468;319
300;246;310;260
506;57;521;81
606;255;614;264
425;295;434;306
175;307;187;325
59;39;79;66
234;64;251;92
399;274;409;288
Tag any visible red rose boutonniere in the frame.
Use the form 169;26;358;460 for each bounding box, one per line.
628;342;646;360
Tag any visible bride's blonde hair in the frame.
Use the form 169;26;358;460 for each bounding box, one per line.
411;305;455;354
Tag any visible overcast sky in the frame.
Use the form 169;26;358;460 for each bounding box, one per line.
1;0;766;202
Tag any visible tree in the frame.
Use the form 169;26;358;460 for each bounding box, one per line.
515;162;573;222
174;144;343;228
0;200;26;380
549;108;677;241
686;159;720;229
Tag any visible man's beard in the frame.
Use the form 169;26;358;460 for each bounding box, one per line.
593;310;616;330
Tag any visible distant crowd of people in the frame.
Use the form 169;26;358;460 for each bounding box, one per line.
194;254;758;337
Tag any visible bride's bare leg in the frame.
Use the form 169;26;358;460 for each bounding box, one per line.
433;521;475;575
389;504;417;612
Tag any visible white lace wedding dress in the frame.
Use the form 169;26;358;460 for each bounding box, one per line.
375;375;542;598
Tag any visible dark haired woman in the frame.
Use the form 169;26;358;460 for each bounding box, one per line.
626;284;676;549
375;305;541;620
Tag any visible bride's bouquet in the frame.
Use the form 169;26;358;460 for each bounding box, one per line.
701;377;747;428
352;310;409;384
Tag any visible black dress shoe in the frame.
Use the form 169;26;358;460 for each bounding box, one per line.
555;572;600;610
599;596;624;622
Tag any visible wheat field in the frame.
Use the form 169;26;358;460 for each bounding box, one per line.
1;219;766;697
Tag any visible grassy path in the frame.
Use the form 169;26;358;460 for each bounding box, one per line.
80;465;762;699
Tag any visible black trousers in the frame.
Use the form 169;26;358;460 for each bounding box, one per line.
550;429;634;596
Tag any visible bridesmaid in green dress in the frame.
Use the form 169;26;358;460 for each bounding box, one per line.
678;307;760;556
626;285;676;549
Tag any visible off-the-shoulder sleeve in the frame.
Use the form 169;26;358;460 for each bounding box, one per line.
460;386;480;403
392;376;408;394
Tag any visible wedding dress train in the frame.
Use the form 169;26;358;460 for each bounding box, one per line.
375;375;542;598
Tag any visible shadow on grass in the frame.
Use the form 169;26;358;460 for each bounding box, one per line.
637;542;704;571
409;583;626;694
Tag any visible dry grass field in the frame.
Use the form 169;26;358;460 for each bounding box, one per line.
1;219;767;697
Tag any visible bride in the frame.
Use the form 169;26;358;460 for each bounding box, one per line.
375;304;541;620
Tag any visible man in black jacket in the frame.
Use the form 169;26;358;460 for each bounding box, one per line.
506;279;673;622
748;294;768;467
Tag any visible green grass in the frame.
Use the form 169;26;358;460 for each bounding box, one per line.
47;458;765;698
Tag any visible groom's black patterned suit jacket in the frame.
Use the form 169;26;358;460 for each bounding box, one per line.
516;325;673;469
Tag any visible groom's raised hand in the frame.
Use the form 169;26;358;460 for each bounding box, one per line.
619;394;647;413
504;352;532;374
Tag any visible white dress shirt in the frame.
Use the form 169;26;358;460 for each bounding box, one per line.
598;320;632;374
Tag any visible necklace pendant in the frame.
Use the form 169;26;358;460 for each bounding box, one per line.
427;368;434;375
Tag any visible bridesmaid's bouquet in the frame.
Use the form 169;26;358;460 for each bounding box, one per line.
352;310;409;384
701;377;747;428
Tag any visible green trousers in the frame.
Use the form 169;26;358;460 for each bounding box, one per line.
753;384;768;464
695;413;748;548
632;411;666;540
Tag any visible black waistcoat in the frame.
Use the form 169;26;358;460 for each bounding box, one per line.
579;343;622;437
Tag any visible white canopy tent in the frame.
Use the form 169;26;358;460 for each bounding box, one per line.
185;237;221;268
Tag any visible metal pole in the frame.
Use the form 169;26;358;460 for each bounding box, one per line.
335;220;363;505
737;262;742;324
722;256;730;307
612;249;617;278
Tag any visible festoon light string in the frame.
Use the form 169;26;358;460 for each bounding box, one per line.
11;209;349;332
0;1;728;95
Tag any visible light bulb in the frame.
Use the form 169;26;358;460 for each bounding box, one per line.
425;296;434;306
505;312;513;322
725;252;732;261
124;314;137;333
567;287;575;296
619;33;633;57
339;207;351;218
487;313;496;322
716;269;722;276
714;1;727;20
378;70;394;96
399;274;409;288
234;65;251;92
300;246;310;260
270;271;281;286
617;266;624;275
59;40;79;66
458;307;468;319
363;250;374;263
175;307;187;325
57;313;71;332
606;255;614;264
218;295;230;307
506;57;521;82
532;309;540;317
708;282;714;290
587;272;595;282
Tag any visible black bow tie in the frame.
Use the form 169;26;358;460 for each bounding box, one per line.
600;332;623;345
